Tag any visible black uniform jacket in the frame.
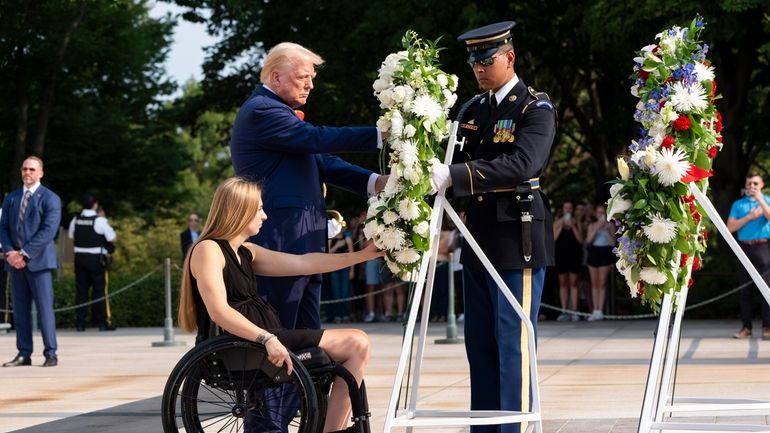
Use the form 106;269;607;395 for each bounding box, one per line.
449;79;556;271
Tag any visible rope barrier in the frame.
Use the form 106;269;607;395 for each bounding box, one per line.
0;264;164;314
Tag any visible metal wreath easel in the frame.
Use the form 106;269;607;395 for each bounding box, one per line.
381;121;543;433
638;182;770;433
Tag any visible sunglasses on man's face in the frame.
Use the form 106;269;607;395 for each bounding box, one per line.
468;50;510;68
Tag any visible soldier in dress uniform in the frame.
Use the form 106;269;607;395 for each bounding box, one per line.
430;21;556;433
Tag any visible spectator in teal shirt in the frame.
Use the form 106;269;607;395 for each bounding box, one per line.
727;171;770;340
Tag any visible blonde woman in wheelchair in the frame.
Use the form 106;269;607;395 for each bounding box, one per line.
177;176;383;433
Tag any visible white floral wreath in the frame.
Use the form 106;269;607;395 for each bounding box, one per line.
363;31;458;281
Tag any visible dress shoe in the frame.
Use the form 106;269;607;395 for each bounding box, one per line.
733;327;752;339
99;324;116;331
3;355;31;367
42;356;58;367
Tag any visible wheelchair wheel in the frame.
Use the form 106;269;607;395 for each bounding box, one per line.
161;335;320;433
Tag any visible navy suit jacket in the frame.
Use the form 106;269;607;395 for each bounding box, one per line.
0;185;62;272
230;85;379;254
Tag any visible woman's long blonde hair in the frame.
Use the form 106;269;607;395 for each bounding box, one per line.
178;177;263;332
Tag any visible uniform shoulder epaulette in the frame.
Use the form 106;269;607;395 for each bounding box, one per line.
522;86;554;113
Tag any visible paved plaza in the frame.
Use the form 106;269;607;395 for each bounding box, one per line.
1;319;769;432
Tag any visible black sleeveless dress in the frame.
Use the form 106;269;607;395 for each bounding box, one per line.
192;239;324;349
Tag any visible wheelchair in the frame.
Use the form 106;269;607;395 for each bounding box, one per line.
161;334;371;433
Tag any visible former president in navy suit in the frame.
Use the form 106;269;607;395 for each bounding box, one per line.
0;156;62;367
230;42;386;331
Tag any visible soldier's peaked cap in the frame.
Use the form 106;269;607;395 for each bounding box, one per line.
457;21;515;63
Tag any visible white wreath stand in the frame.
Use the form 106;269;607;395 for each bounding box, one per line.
638;182;770;433
381;121;543;433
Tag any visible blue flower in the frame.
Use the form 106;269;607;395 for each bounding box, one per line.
695;16;704;28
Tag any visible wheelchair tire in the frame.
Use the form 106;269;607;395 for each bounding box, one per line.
161;334;321;433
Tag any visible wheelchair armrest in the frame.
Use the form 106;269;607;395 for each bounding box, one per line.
294;346;332;368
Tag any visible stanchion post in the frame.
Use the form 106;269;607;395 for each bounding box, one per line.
152;258;185;347
435;252;462;344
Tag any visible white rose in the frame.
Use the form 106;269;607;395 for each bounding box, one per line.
414;221;430;237
390;111;404;138
378;89;394;108
376;117;391;133
373;78;391;92
403;124;416;138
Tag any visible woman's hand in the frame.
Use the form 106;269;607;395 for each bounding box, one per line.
362;241;386;258
265;337;293;375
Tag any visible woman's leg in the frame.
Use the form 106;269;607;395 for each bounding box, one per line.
569;272;580;310
595;265;610;313
588;265;600;311
318;328;370;432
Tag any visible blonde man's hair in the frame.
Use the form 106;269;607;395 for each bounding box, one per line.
260;42;324;84
178;177;263;332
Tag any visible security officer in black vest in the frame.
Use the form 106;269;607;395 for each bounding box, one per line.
430;21;556;433
67;194;117;331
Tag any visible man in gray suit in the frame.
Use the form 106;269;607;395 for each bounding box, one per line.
0;156;61;367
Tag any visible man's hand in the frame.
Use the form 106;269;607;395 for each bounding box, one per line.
430;162;452;194
5;251;26;269
748;207;763;220
374;174;389;193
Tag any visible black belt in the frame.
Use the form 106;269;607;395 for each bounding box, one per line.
740;239;768;246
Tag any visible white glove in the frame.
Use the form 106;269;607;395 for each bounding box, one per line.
430;162;452;194
327;218;342;239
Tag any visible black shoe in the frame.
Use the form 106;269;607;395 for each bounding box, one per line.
3;355;31;367
99;324;116;331
42;356;58;367
75;325;86;332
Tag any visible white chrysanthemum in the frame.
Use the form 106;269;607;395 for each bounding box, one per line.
399;141;418;164
607;195;632;220
642;213;678;243
382;210;399;225
436;73;449;87
395;247;420;264
379;227;406;250
640;267;668;285
410;94;443;124
403;124;416;138
398;198;420;220
363;220;382;239
694;62;714;83
414;221;430;237
669;81;708;113
655;147;689;186
390;111;404;138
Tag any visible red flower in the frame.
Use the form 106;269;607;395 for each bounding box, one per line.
659;100;666;109
639;70;649;79
715;111;723;133
693;211;701;223
703;229;709;241
708;146;718;158
717;135;723;143
711;80;717;103
688;277;694;288
681;164;713;183
693;256;700;271
683;194;695;203
689;202;696;213
637;282;645;297
661;135;675;149
680;253;689;268
673;115;691;131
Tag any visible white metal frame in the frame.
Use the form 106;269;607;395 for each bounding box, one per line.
638;182;770;433
382;121;543;433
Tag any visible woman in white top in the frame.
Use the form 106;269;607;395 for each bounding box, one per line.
585;204;617;321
